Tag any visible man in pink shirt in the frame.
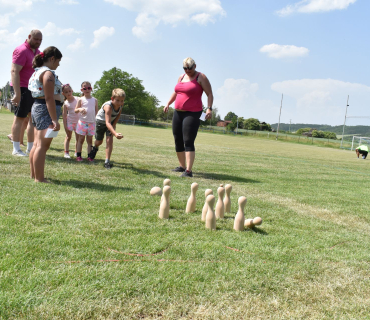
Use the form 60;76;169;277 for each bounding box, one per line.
10;30;42;156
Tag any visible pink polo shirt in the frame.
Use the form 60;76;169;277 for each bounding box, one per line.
11;40;40;88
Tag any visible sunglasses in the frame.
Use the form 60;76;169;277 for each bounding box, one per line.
82;87;92;90
62;83;70;88
183;65;194;71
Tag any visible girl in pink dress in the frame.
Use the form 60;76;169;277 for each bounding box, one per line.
75;81;98;161
62;84;80;158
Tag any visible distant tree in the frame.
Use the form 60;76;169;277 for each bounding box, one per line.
93;67;159;120
260;122;272;131
296;128;312;135
156;106;174;121
224;111;237;121
243;118;260;130
237;117;244;129
227;121;237;132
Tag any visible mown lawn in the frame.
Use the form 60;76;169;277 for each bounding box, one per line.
0;111;369;319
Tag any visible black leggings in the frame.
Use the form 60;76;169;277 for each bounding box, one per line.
172;110;202;152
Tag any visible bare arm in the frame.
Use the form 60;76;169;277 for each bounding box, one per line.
75;99;86;115
104;105;123;139
42;70;60;131
95;98;99;115
62;102;68;133
10;63;23;105
198;73;213;120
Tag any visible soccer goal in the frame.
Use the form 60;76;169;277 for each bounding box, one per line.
118;114;135;125
351;136;370;151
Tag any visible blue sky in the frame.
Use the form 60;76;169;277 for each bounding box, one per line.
1;0;369;125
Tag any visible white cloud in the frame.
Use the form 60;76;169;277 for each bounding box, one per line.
90;26;115;48
0;13;15;28
104;0;225;41
57;0;79;4
0;27;27;49
271;79;370;124
277;0;357;17
260;44;309;59
0;0;33;13
42;22;80;37
214;78;277;122
67;38;83;51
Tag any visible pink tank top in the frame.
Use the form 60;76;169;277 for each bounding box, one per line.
174;73;203;112
64;97;79;124
79;96;96;123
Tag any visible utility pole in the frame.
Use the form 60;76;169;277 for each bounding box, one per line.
236;117;238;134
276;94;283;140
340;95;349;148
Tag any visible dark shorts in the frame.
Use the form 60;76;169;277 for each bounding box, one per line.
31;99;62;131
95;120;114;141
10;86;34;118
358;150;368;158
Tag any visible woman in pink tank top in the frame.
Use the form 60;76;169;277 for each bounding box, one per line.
164;57;214;177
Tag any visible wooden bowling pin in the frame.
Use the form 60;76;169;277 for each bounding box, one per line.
150;186;162;196
161;179;171;202
205;195;216;230
244;219;254;229
224;184;232;213
186;182;199;213
215;186;225;219
159;186;171;219
201;189;213;221
253;217;262;226
234;196;247;231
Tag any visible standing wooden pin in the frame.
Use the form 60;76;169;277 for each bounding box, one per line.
159;186;171;219
205;195;216;230
201;189;213;221
161;179;171;202
224;184;232;213
234;196;247;231
215;185;225;219
186;182;199;213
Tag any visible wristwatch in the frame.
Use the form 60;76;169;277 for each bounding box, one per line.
207;107;212;111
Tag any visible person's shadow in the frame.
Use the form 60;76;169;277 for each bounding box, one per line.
196;172;260;184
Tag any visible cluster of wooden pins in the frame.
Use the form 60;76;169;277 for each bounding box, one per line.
150;180;263;231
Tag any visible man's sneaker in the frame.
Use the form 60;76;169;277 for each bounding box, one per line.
64;153;71;159
87;157;94;162
172;166;186;172
104;162;113;169
76;156;83;162
181;170;193;177
12;149;27;157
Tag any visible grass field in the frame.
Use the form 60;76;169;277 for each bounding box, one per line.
1;111;370;319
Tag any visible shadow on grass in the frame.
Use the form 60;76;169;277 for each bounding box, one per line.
196;172;260;184
50;179;133;192
251;227;268;235
45;154;167;178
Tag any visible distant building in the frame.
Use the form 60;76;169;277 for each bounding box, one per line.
302;128;317;137
217;120;231;127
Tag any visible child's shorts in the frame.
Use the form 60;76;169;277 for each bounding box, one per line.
67;121;77;132
76;120;95;136
95;120;114;141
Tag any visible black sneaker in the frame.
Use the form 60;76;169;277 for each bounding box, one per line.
181;170;193;177
88;146;99;160
104;162;113;169
172;166;186;172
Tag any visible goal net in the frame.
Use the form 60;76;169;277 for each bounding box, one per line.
118;114;135;125
351;136;370;151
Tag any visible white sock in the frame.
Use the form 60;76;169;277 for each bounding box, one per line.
27;142;33;151
13;141;20;152
105;159;109;163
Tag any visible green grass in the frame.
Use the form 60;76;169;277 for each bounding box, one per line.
1;112;370;319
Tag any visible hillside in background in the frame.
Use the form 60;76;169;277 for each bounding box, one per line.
271;123;370;137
